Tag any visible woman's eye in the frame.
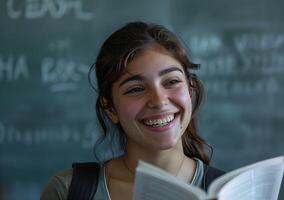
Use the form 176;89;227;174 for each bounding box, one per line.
124;87;144;94
166;79;182;86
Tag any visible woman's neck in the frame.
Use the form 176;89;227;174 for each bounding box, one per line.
123;140;186;176
106;140;196;188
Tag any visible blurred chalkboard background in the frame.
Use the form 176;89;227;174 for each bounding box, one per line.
0;0;283;199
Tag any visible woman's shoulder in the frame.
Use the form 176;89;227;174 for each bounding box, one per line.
40;168;73;200
53;168;74;187
192;157;225;190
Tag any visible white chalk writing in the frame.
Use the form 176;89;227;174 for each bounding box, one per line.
204;77;279;97
235;33;284;52
0;54;29;81
6;0;93;20
190;32;284;76
41;56;89;92
197;54;237;76
0;121;97;149
0;53;90;92
239;51;284;74
48;38;71;51
189;34;223;54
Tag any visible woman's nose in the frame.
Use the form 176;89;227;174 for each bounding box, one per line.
147;88;169;109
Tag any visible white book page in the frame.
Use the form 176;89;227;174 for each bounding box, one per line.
208;156;284;197
217;163;284;200
133;161;207;200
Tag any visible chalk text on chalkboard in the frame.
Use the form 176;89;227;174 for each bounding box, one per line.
6;0;93;20
198;54;236;76
239;52;284;74
0;54;29;81
0;121;96;149
235;33;284;51
41;56;89;92
189;34;223;54
204;78;279;97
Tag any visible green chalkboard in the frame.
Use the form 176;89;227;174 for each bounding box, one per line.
0;0;283;199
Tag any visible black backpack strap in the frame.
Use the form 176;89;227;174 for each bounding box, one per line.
203;165;225;191
67;162;100;200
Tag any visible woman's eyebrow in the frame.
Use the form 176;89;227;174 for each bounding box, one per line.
159;66;183;76
119;66;183;87
119;74;145;87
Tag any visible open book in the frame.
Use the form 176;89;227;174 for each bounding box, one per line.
133;156;284;200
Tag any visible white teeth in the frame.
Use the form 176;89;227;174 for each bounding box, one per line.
167;116;171;122
143;114;175;127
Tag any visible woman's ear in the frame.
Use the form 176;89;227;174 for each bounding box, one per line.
100;97;119;124
188;79;194;97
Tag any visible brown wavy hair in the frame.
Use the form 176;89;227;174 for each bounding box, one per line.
89;21;211;165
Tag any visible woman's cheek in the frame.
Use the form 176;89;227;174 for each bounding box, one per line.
172;87;191;106
119;98;141;117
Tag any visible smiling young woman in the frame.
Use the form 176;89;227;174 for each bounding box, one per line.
41;21;224;200
110;46;192;151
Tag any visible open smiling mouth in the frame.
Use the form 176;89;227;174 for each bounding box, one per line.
141;113;178;128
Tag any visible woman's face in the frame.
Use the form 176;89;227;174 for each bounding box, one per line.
108;47;192;151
